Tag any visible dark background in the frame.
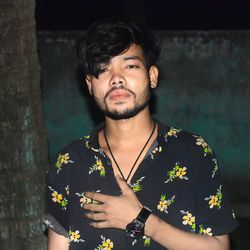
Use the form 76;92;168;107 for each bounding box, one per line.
35;0;250;31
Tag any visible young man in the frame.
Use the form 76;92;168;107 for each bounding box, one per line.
44;19;238;249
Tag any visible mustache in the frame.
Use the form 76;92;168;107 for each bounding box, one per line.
104;85;135;100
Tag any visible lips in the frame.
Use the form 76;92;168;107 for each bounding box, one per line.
108;90;131;100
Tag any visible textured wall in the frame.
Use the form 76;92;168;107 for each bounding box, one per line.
38;31;250;180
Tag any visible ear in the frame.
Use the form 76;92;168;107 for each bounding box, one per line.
149;66;159;89
85;75;92;95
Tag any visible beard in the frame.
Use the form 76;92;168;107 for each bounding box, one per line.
94;84;151;120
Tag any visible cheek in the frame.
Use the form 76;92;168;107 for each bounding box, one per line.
91;87;106;102
130;75;150;92
91;78;109;95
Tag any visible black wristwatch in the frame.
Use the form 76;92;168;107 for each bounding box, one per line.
125;206;152;239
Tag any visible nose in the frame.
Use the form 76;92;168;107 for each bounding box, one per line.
109;70;125;87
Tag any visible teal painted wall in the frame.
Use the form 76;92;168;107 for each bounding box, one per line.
38;31;250;178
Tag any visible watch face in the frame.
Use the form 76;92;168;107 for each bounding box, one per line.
125;219;144;239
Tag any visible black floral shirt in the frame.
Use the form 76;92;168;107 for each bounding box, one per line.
44;121;238;249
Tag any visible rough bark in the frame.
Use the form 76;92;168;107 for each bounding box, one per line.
0;1;48;249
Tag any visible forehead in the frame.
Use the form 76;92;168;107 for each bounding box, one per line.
112;44;145;63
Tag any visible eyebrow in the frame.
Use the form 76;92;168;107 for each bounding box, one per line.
122;55;143;62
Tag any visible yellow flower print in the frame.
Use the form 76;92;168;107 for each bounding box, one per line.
193;135;212;156
95;235;114;250
157;194;175;214
89;156;106;177
165;162;189;183
167;127;181;137
96;159;105;173
129;176;145;192
69;230;80;242
150;146;162;159
195;136;207;147
102;239;114;250
55;152;74;173
181;210;196;232
85;137;100;152
52;191;63;203
158;200;168;211
175;167;187;179
48;186;68;210
203;228;213;236
199;225;213;236
60;153;70;164
76;190;101;208
205;185;222;209
182;213;195;226
80;195;92;206
69;229;85;244
209;195;219;208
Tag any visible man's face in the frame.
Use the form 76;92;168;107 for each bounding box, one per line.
86;44;158;120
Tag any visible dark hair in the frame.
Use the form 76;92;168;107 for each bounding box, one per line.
78;19;160;78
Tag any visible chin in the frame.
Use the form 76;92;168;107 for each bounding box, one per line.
105;103;149;120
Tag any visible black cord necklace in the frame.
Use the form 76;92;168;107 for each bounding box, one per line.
103;122;156;182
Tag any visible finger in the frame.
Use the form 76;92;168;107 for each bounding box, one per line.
85;212;107;221
90;221;111;229
84;191;109;203
115;175;131;194
83;203;105;212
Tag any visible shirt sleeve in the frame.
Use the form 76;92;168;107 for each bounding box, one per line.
190;135;239;236
43;148;74;237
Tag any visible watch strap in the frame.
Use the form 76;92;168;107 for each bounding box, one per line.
136;206;152;224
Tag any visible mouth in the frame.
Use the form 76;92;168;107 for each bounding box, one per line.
109;90;131;101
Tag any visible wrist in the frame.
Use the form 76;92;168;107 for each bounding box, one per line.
125;206;152;239
144;213;160;238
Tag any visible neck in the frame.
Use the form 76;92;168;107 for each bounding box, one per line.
102;108;156;182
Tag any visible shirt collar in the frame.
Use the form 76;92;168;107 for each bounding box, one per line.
88;118;170;148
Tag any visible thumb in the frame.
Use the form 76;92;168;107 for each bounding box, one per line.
115;175;131;194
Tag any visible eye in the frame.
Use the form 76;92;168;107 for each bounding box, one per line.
99;67;109;74
126;64;139;69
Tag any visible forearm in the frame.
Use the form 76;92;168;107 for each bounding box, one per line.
145;214;229;250
48;229;69;250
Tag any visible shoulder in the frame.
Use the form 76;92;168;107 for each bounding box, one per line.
159;124;220;181
158;122;215;158
49;124;104;172
53;138;85;161
53;123;103;160
48;133;93;171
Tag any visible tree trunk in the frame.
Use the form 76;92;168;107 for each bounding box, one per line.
0;1;48;249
